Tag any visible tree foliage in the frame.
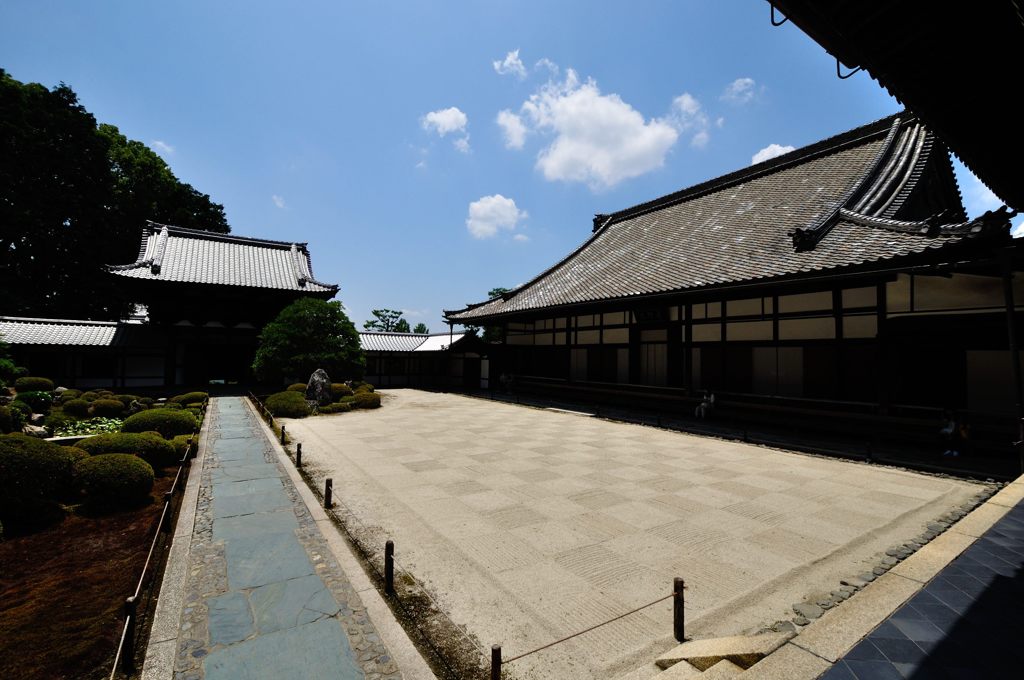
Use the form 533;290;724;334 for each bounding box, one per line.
413;323;429;334
254;298;365;383
364;309;409;332
0;69;229;319
478;287;512;342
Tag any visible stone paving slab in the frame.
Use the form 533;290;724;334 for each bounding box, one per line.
282;389;981;680
170;397;400;680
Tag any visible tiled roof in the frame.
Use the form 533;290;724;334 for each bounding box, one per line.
447;115;1005;321
107;223;338;294
360;331;466;352
0;316;118;346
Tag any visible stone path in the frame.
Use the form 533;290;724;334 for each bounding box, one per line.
822;491;1024;679
171;397;400;680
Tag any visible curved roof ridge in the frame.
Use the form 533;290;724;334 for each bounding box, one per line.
144;221;309;249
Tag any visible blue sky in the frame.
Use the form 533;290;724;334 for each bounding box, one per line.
2;1;1018;330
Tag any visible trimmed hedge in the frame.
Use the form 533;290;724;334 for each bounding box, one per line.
58;389;82;402
171;434;194;459
0;435;82;521
14;376;54;392
265;391;311;418
319;402;352;414
74;454;154;509
62;399;91;418
155;402;183;410
353;391;382;409
121;409;198;439
331;383;354;399
354;383;375;394
287;383;307;392
90;398;126;418
170;391;208;405
78;432;178;468
80;391;101;402
15;391;52;413
0;405;25;434
9;401;31;419
112;394;142;406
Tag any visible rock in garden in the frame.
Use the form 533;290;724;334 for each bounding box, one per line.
841;578;867;589
873;566;887;576
832;590;851;600
792;616;810;626
882;556;898;567
839;585;856;594
792;602;824;619
22;424;48;437
927;522;947;533
305;368;333;406
885;548;901;557
859;572;876;583
54;386;68;395
29;412;46;425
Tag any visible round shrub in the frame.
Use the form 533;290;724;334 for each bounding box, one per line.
138;396;154;406
0;434;82;521
15;391;52;413
331;383;354;399
354;383;375;394
0;405;25;434
74;454;154;509
170;434;194;459
62;398;91;418
58;389;82;402
112;394;142;407
80;391;101;402
319;402;352;414
265;391;311;418
353;391;382;409
9;400;31;420
90;398;125;418
155;402;183;410
14;376;54;392
287;383;307;392
121;409;197;439
79;432;178;468
170;391;209;405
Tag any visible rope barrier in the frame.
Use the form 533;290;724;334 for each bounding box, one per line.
503;591;676;664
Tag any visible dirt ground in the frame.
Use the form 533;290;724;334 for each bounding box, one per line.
283;390;981;680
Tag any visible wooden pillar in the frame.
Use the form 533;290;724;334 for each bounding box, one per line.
876;281;889;412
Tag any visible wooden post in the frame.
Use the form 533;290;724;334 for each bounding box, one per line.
385;540;395;596
280;424;286;445
491;645;501;680
673;577;685;642
296;442;303;467
324;478;333;508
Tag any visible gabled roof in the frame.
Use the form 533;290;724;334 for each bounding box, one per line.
0;316;118;346
107;222;338;294
359;331;466;352
446;114;1009;322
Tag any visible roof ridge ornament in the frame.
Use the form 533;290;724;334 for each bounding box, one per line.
150;226;169;275
289;243;307;287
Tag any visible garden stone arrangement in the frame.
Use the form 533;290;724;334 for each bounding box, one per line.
171;397;398;680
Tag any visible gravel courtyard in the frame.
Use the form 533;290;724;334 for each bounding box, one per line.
281;390;980;679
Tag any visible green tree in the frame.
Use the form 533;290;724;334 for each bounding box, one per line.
413;323;429;334
99;124;229;234
394;318;411;333
482;287;512;342
0;69;230;319
364;309;407;332
253;298;364;383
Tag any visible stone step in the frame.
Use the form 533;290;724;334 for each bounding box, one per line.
700;659;745;678
658;660;702;678
654;632;795;672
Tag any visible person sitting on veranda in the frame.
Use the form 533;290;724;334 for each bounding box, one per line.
695;390;715;420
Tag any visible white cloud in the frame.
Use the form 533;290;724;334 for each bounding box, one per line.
513;233;530;242
721;77;756;104
493;49;527;79
751;143;795;165
150;140;175;156
963;174;1002;217
716;117;725;128
535;58;559;76
668;92;712;150
466;194;526;239
453;136;471;154
519;70;680;189
1012;218;1024;238
496;110;527;149
422;107;468;137
271;194;286;209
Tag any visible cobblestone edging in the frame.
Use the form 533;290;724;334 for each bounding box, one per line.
171;399;400;680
